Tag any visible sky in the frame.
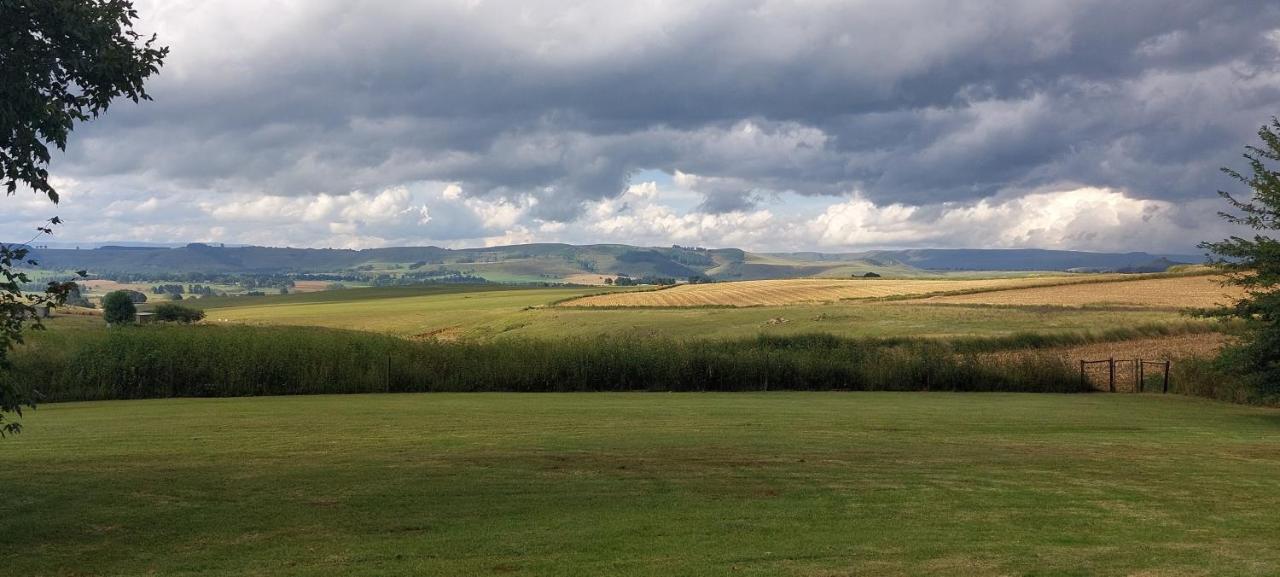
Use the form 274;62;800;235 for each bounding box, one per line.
5;0;1280;253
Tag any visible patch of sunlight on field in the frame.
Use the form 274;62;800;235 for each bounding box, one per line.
205;286;606;338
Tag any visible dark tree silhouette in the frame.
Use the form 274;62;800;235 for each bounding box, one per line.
2;0;167;435
1199;117;1280;398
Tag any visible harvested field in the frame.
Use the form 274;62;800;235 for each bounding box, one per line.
561;276;1088;307
563;273;617;285
918;274;1241;309
77;279;153;294
290;280;336;293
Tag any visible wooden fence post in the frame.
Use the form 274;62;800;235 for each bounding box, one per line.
1108;357;1115;393
1138;359;1144;393
1079;360;1085;389
1163;360;1170;394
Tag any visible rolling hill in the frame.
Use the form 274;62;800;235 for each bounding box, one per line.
12;242;1197;283
769;248;1203;273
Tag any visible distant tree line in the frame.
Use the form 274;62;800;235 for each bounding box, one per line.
96;271;295;292
151;284;220;299
368;271;488;286
608;275;674;286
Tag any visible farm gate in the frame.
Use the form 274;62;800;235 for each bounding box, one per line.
1079;358;1171;393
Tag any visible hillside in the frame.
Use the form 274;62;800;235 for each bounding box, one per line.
769;248;1201;273
12;242;1197;283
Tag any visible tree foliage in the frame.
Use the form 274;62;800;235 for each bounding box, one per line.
1198;117;1280;398
1;0;166;435
0;224;80;436
151;302;205;324
2;0;168;201
101;291;138;325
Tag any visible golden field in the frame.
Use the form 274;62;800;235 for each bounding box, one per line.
560;273;1243;309
918;274;1241;309
561;276;1107;307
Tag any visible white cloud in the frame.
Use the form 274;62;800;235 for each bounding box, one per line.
1;177;1243;253
809;186;1232;253
7;1;1276;254
810;196;924;246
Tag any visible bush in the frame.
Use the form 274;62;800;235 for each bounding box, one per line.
1170;352;1280;406
101;291;137;325
151;303;206;324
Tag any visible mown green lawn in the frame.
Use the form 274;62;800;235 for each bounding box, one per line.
4;393;1279;576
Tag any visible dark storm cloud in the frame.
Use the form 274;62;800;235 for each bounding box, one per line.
55;0;1280;221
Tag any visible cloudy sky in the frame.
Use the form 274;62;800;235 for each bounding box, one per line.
7;0;1280;252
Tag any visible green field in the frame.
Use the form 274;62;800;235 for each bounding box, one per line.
185;284;1193;340
5;393;1279;576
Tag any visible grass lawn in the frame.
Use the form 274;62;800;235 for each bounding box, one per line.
4;393;1279;576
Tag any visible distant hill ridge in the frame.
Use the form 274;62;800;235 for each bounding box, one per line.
765;248;1204;273
9;242;1202;281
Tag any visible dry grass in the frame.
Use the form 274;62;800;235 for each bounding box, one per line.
985;333;1235;392
54;306;103;317
560;277;1089;307
986;333;1232;365
920;275;1242;309
1052;333;1233;363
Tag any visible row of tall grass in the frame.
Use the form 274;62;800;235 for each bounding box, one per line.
3;325;1089;401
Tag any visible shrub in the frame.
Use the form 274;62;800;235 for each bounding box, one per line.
151;303;206;324
101;291;137;325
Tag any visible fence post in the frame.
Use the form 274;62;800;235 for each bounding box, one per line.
1138;360;1144;393
1108;358;1115;393
1163;360;1170;394
1079;360;1085;389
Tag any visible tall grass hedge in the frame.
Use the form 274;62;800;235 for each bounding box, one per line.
2;325;1087;401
